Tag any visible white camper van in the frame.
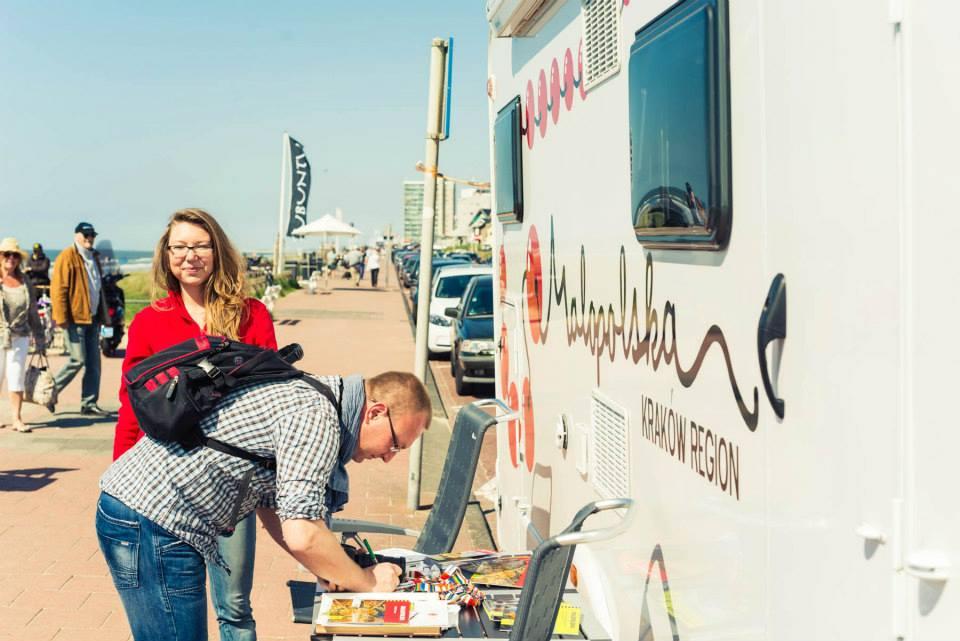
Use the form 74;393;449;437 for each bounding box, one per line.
486;0;959;639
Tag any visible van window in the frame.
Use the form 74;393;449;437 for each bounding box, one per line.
494;97;524;224
628;0;731;250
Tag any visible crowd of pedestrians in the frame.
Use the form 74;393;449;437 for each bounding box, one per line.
1;222;111;431
326;244;383;287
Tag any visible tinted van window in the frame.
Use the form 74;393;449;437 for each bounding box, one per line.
494;97;523;223
628;0;731;249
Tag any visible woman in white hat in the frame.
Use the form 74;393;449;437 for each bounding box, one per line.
0;237;46;432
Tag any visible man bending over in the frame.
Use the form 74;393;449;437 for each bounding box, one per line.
96;371;431;641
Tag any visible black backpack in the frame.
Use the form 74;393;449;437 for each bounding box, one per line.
124;335;340;469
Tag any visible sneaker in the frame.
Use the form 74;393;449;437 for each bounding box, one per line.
13;422;32;433
80;404;113;417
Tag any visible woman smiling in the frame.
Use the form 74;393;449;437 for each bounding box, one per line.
112;208;276;641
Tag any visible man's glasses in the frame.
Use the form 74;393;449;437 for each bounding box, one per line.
168;243;214;258
82;233;96;240
384;408;401;453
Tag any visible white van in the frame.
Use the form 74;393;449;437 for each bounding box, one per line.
486;0;960;639
427;263;492;355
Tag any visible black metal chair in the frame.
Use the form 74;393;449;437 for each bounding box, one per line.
509;498;633;641
332;399;513;554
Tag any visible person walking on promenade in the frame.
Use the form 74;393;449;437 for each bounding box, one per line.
345;247;363;285
97;370;430;641
50;222;110;416
365;246;381;288
0;238;47;432
24;243;51;289
112;208;276;641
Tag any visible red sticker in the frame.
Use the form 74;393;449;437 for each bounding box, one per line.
145;379;158;392
383;601;410;624
166;367;180;378
155;372;169;385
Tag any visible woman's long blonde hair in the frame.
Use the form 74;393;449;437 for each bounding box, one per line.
151;208;248;339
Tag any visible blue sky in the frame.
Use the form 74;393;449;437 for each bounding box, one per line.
0;2;491;252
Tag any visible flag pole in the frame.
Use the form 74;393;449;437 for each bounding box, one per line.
275;132;290;277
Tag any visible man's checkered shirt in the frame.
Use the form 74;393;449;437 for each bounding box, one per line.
100;375;342;569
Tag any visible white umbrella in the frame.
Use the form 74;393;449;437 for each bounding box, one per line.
291;214;361;238
291;214;361;253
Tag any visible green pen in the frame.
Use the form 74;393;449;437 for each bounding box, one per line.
362;538;378;562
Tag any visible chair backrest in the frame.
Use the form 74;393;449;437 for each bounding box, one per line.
508;499;632;641
413;403;497;554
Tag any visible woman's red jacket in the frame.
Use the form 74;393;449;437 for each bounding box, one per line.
112;292;277;460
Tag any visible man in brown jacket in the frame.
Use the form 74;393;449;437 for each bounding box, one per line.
51;222;111;416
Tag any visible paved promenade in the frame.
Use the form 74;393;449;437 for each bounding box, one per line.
0;275;497;641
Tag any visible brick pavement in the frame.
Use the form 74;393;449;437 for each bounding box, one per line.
0;276;497;641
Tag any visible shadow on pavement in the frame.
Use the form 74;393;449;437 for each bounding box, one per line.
0;467;78;492
41;415;115;429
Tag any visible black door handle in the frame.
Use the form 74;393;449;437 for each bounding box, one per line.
757;274;786;419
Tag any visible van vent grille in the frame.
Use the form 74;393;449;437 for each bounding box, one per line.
581;0;621;90
591;389;630;499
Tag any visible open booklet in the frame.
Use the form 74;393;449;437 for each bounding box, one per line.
315;592;453;637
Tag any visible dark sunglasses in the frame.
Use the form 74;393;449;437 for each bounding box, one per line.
2;252;21;259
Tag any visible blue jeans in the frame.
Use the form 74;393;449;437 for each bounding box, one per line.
208;511;258;640
54;323;101;409
95;492;208;641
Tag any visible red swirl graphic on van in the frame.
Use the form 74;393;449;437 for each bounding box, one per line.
521;40;588;149
526;226;543;344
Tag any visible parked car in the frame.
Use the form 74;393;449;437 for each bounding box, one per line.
446;274;494;395
422;264;492;355
408;258;470;296
400;254;421;287
443;251;479;262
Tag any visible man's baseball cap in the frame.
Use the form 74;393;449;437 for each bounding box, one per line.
75;222;98;236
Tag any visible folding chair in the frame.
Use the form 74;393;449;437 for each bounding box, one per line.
332;398;516;554
508;498;633;641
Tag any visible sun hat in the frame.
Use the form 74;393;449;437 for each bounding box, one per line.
0;237;27;259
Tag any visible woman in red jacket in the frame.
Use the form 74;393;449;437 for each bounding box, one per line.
113;208;275;641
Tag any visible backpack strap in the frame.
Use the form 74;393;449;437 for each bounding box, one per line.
297;375;342;424
199;435;277;470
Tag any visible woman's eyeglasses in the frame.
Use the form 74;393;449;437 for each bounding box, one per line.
2;252;21;259
167;244;214;258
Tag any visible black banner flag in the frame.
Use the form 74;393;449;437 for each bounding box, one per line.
286;137;311;236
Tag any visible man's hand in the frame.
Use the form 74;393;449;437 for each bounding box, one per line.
367;563;403;592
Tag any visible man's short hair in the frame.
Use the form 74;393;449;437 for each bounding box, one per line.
367;372;432;426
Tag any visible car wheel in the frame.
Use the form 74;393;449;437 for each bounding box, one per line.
455;360;470;396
